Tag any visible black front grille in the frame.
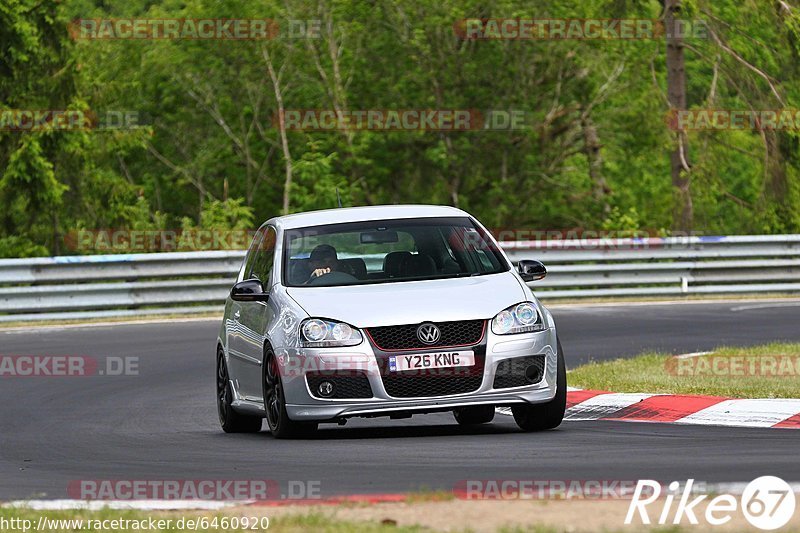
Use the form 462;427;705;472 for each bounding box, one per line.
367;320;485;351
493;355;546;389
381;372;483;398
306;372;373;399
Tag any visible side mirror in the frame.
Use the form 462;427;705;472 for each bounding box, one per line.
517;260;547;282
230;279;269;302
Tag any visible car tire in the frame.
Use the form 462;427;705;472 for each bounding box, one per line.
263;346;318;439
216;348;263;433
511;338;567;432
453;405;495;425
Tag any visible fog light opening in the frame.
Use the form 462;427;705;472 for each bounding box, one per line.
524;365;540;384
317;380;335;397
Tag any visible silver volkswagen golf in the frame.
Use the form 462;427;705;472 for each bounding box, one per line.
216;205;566;437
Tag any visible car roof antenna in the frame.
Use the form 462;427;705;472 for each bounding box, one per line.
336;187;343;208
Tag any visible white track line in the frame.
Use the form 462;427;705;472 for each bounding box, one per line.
548;298;800;310
674;351;712;359
0;316;220;334
3;499;246;510
8;483;800;510
731;302;800;311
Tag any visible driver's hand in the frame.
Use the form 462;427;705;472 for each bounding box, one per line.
311;267;331;278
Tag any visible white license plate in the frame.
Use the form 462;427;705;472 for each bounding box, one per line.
388;351;475;372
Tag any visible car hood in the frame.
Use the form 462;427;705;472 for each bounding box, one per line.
285;272;527;327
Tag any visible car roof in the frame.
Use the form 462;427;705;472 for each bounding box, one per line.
270;205;470;230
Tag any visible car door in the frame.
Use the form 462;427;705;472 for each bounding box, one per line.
227;227;265;397
235;225;278;399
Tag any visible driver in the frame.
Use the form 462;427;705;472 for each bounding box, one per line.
306;244;340;283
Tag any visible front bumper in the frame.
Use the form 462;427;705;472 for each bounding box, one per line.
281;325;559;421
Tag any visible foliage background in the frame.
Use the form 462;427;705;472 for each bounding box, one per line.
2;0;800;257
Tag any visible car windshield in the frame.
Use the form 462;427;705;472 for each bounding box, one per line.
282;216;509;287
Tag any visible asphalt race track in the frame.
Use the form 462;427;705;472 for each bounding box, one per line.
553;299;800;364
1;300;799;500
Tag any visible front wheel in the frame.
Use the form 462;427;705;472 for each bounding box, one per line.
263;347;318;439
217;349;262;433
511;339;567;431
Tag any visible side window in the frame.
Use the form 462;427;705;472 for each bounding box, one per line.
249;226;277;286
242;228;265;280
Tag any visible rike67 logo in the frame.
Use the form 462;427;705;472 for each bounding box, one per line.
626;477;796;530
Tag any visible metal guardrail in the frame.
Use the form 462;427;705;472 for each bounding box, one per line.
1;235;799;322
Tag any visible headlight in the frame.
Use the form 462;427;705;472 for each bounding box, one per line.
491;302;544;335
300;318;363;347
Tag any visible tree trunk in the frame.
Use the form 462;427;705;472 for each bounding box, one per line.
665;0;692;231
52;211;60;256
581;115;610;216
262;46;293;215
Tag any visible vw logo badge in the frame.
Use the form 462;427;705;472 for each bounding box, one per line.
416;323;441;345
